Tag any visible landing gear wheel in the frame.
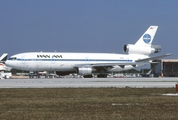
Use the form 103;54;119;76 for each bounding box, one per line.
97;74;107;78
83;75;93;78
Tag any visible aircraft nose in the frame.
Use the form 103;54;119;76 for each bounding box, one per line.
5;60;11;67
5;60;8;65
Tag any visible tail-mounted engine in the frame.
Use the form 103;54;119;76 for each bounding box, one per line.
124;44;161;55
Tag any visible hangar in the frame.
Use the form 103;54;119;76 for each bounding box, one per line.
151;59;178;77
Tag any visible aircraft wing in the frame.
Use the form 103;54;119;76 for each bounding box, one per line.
73;62;136;68
73;53;172;69
135;53;172;62
91;62;136;67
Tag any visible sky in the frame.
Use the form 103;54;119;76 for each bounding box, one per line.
0;0;178;59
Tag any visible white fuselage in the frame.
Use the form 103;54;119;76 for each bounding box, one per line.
5;52;148;72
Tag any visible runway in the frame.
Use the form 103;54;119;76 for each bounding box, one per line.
0;77;178;88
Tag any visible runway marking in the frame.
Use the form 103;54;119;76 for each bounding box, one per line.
112;103;150;106
162;93;178;96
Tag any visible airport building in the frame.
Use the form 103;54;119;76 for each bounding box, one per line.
151;59;178;77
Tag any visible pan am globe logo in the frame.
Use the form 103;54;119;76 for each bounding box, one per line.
143;34;151;44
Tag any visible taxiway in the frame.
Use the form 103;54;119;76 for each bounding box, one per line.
0;77;178;88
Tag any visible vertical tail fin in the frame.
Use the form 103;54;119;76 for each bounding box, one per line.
124;26;160;55
0;53;8;62
135;26;158;46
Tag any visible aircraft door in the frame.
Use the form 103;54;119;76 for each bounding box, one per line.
21;56;29;70
21;56;25;64
85;57;90;63
51;57;55;64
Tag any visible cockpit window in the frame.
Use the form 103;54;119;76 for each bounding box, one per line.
8;57;17;60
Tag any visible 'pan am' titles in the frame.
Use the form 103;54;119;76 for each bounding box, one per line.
37;55;62;58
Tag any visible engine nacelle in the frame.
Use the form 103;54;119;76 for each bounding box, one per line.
77;67;92;75
124;44;161;55
151;45;161;53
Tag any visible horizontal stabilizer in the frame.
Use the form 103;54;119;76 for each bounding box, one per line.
136;53;172;62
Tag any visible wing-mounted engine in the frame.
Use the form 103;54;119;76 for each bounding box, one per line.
77;66;93;75
124;44;161;55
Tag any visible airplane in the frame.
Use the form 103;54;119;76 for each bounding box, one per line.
0;53;8;62
0;63;11;71
5;26;172;78
0;53;11;71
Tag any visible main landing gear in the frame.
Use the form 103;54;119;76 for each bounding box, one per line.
83;74;108;78
83;75;93;78
97;74;107;78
